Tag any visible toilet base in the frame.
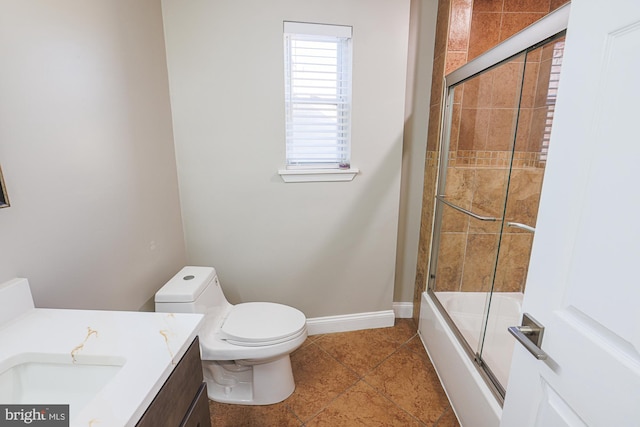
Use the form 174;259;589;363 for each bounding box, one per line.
203;355;295;405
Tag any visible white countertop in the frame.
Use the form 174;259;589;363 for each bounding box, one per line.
0;279;204;426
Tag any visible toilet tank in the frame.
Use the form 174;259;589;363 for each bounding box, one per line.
155;266;231;314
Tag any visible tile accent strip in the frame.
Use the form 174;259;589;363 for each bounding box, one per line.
449;150;545;168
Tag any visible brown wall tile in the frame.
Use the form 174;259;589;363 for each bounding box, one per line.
470;168;510;220
414;150;439;324
461;73;494;109
550;0;570;12
503;0;551;13
427;104;442;151
449;103;462;152
468;12;502;60
487;108;518;151
435;233;467;291
453;82;464;104
490;61;526;108
493;233;534;292
526;46;542;62
458;108;490;150
448;0;473;51
541;40;556;61
473;0;504;13
460;233;499;292
534;58;553;107
435;0;452;56
514;107;533;151
445;167;476;209
503;168;544;229
499;13;546;41
520;60;540;108
444;167;476;205
528;107;548;153
446;51;468;74
441;209;470;233
430;53;446;107
442;168;475;232
468;216;502;234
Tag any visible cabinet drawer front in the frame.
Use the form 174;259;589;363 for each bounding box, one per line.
180;383;211;427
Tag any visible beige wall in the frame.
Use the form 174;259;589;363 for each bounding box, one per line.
0;0;186;310
0;1;430;318
395;0;439;304
162;0;411;318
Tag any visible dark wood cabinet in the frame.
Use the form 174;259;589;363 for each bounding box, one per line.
137;337;211;427
180;383;211;427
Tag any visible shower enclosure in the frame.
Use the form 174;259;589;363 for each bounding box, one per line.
419;5;569;425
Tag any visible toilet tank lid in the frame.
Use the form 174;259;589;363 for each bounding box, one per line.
155;266;216;303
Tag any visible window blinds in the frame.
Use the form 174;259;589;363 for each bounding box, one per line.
284;22;353;169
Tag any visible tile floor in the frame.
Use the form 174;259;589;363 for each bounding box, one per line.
208;319;461;426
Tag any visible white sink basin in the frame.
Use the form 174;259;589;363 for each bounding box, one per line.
0;353;125;419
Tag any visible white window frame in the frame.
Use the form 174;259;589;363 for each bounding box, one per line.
278;22;359;183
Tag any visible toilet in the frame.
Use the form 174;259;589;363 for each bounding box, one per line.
155;266;307;405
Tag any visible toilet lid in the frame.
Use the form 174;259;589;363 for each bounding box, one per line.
220;302;306;346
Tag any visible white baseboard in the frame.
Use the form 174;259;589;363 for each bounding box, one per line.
306;310;395;335
393;302;414;318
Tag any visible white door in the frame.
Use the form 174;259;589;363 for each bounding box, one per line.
501;0;640;426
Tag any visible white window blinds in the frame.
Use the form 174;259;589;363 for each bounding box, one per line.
284;22;353;169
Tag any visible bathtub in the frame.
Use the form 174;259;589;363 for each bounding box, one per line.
418;291;524;427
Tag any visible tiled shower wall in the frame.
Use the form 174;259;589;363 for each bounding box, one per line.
413;0;569;325
436;40;564;294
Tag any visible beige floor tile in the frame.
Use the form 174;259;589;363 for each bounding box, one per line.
405;334;429;356
315;328;402;376
305;381;424;427
364;346;452;425
287;342;360;421
295;336;320;352
208;400;302;427
384;318;418;344
435;407;461;427
208;325;459;426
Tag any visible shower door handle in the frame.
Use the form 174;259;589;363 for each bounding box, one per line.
508;313;548;360
507;222;536;233
435;195;501;221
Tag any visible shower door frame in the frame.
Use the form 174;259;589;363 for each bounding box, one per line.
425;4;570;404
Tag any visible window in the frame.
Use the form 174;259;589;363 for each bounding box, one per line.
280;22;357;182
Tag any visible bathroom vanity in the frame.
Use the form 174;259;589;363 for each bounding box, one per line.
0;278;210;426
137;337;211;427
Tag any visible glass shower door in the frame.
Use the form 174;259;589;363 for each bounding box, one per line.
428;33;566;399
478;35;565;393
429;50;527;382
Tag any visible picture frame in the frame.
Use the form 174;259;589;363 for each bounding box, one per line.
0;165;9;208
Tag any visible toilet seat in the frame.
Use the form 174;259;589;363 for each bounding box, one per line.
220;302;306;347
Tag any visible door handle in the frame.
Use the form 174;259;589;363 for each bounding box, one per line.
508;313;548;360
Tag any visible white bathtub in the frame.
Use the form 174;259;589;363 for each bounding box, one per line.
418;291;524;427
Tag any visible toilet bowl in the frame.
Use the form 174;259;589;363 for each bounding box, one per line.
155;266;307;405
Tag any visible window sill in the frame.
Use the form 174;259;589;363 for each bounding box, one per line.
277;168;359;183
